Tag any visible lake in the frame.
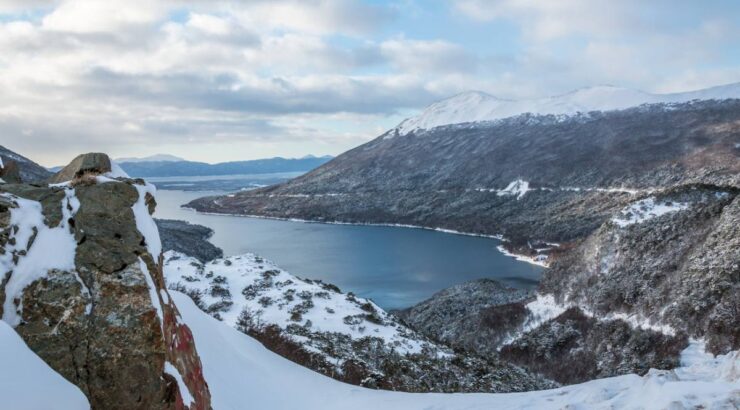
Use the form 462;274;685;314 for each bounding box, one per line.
154;189;543;309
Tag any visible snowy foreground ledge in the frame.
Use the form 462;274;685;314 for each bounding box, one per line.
0;321;89;410
173;292;740;410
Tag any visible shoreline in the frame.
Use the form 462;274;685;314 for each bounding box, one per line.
179;204;552;268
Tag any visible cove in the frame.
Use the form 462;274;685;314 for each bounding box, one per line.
155;189;543;309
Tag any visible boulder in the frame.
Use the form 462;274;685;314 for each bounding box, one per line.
49;153;112;183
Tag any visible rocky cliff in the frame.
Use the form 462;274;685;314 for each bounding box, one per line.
0;153;211;409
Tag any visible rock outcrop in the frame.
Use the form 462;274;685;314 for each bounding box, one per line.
1;153;211;409
156;219;223;263
49;152;112;184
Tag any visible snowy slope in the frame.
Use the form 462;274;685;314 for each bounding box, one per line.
162;251;551;393
173;292;740;410
163;251;433;356
0;321;89;410
393;82;740;136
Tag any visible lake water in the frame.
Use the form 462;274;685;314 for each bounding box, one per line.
154;189;543;309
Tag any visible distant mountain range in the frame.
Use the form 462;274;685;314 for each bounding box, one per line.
50;154;334;178
114;154;186;163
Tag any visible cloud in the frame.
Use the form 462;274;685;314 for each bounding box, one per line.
227;0;396;36
41;0;168;33
454;0;644;42
0;0;737;165
0;0;54;13
380;38;478;74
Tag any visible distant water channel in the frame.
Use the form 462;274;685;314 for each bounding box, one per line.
154;188;543;309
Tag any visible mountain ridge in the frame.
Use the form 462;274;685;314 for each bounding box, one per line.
393;82;740;136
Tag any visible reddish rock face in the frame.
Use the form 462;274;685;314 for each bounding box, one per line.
1;153;211;409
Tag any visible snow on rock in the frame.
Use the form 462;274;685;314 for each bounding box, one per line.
106;161;130;178
173;291;740;410
0;321;90;410
496;179;530;200
164;361;195;407
391;83;740;136
139;257;164;331
1;188;79;326
132;182;162;259
163;251;434;357
612;197;690;227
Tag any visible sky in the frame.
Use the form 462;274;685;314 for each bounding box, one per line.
0;0;738;166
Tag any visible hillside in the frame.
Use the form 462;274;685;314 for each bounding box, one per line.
187;97;740;247
0;145;53;183
163;251;553;393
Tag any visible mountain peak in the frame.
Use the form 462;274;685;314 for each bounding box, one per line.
393;82;740;136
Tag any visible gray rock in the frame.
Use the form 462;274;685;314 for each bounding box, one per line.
49;152;112;183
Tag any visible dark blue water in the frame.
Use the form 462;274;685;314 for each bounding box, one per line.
154;189;543;309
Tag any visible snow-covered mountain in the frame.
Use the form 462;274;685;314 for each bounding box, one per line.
393;82;740;136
